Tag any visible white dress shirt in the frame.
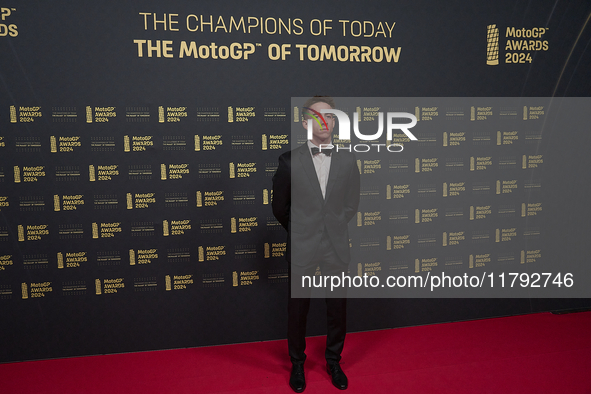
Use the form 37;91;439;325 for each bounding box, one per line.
307;140;332;199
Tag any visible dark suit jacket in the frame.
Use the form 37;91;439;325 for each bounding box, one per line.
272;143;360;266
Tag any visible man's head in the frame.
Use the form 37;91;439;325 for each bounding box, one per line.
302;96;336;145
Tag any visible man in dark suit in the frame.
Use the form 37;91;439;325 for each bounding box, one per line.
272;96;360;392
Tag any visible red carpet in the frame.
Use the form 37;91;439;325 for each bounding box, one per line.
2;311;590;393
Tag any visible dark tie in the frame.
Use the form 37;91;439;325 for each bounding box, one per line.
311;147;332;156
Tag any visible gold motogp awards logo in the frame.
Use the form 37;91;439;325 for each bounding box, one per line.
0;7;17;37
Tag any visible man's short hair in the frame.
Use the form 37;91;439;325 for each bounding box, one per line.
302;96;335;120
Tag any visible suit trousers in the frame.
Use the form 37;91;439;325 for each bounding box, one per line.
288;229;347;365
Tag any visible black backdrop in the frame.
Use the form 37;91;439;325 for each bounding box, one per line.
1;0;591;363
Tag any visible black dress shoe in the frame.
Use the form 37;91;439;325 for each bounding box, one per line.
289;363;306;393
326;362;348;390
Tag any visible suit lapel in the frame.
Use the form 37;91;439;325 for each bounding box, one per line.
298;144;325;203
324;150;341;202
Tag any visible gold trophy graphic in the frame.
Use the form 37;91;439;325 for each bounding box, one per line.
486;24;499;65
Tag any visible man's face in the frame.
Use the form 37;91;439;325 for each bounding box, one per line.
302;101;335;142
